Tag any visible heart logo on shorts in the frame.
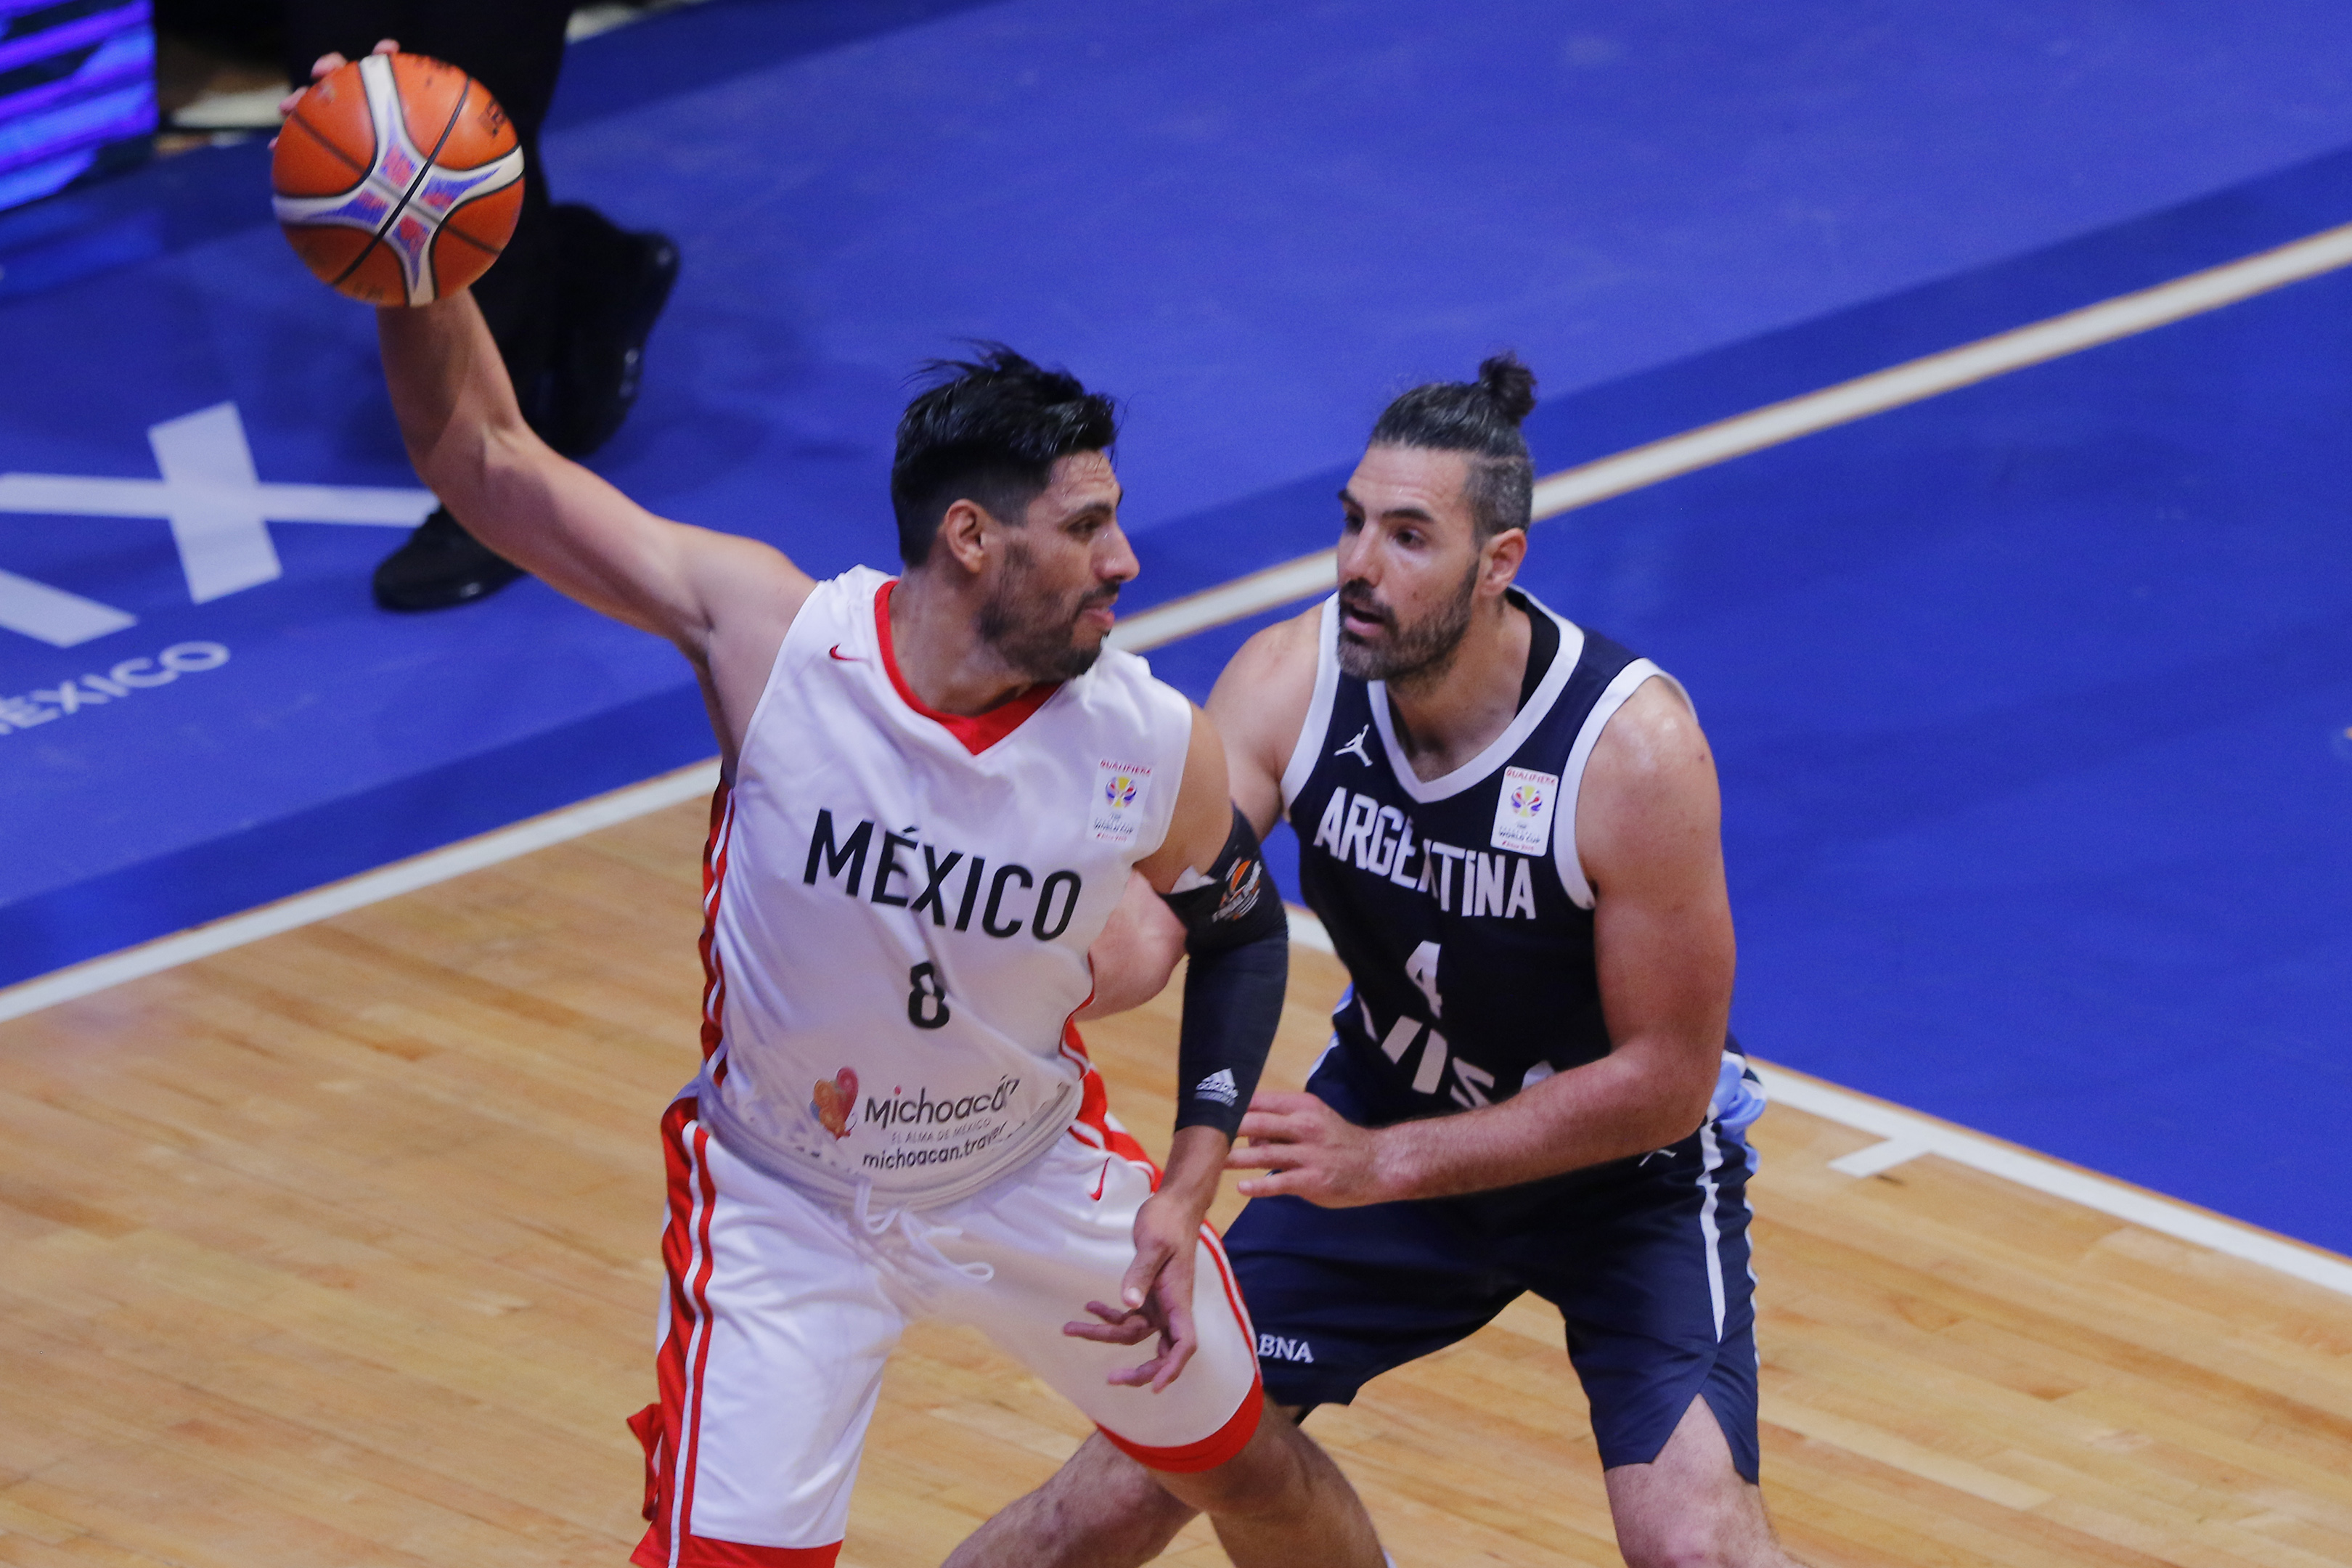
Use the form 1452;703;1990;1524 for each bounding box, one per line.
811;1068;859;1139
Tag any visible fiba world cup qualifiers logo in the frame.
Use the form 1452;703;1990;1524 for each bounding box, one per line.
1492;764;1561;855
1092;759;1153;846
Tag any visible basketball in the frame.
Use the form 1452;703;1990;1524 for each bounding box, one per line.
271;52;526;306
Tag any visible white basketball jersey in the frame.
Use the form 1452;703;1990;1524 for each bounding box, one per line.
694;567;1195;1206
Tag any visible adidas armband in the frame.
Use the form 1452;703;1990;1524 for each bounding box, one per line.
1160;806;1289;1138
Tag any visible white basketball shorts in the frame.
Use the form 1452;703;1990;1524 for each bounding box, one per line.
628;1079;1262;1568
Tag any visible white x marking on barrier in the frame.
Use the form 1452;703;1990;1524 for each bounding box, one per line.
0;402;435;646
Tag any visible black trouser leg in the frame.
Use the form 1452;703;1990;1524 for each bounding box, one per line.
279;0;574;432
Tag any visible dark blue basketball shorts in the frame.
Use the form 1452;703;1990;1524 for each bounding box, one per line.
1223;1053;1765;1482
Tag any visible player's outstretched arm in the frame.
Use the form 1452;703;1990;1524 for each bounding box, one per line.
1232;679;1734;1204
1133;709;1291;1154
377;293;812;660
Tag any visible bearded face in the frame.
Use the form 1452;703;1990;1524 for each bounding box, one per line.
978;534;1120;682
1334;554;1479;686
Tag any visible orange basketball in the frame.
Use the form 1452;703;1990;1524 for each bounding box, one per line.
271;52;526;306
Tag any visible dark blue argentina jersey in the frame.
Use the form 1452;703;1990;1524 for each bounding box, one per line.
1283;589;1691;1127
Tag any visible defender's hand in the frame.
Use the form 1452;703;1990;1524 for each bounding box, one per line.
1063;1188;1204;1392
1228;1091;1398;1207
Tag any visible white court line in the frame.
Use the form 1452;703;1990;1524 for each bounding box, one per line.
0;761;721;1026
10;227;2352;1295
1760;1067;2352;1299
1109;216;2352;654
2;787;2345;1300
1285;903;1336;955
1826;1137;1930;1178
1280;905;2352;1298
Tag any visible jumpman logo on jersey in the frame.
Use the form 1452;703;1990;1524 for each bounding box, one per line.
1334;724;1374;767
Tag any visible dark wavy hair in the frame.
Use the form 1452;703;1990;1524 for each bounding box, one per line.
1368;353;1538;540
889;345;1120;565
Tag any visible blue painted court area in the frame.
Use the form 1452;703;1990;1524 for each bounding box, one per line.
1151;147;2352;1251
5;1;2352;1246
1551;219;2352;1254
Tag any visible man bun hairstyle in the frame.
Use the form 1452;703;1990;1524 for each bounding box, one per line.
890;343;1120;565
1368;351;1538;541
1474;353;1538;425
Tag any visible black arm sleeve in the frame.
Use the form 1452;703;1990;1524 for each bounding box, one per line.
1157;805;1290;1138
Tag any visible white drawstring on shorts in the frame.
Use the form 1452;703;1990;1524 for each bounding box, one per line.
852;1180;995;1283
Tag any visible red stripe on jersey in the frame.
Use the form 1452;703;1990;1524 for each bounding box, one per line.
632;1534;840;1567
679;1122;722;1554
873;579;1058;754
1062;1021;1159;1185
635;1098;736;1568
1199;1218;1257;1349
697;785;738;1064
1098;1376;1265;1474
1093;1200;1265;1472
638;1099;706;1522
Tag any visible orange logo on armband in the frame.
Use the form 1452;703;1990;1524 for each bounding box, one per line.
1214;858;1262;922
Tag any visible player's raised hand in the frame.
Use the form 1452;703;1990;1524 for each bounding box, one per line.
1228;1091;1397;1207
275;37;399;124
1063;1189;1201;1392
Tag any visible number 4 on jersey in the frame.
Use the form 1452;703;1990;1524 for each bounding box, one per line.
1405;941;1442;1018
1381;942;1493;1106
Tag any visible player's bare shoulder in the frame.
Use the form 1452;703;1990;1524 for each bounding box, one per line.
679;527;820;762
684;525;819;637
1206;602;1320;748
1205;600;1324;828
1575;677;1723;889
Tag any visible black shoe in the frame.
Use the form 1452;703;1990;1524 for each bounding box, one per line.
372;507;526;612
547;203;681;458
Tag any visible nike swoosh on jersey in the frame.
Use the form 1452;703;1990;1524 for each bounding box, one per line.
829;645;862;662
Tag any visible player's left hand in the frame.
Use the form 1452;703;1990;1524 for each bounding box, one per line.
1063;1188;1201;1392
1228;1091;1397;1206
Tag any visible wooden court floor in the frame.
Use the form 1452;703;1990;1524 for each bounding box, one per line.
4;796;2352;1568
